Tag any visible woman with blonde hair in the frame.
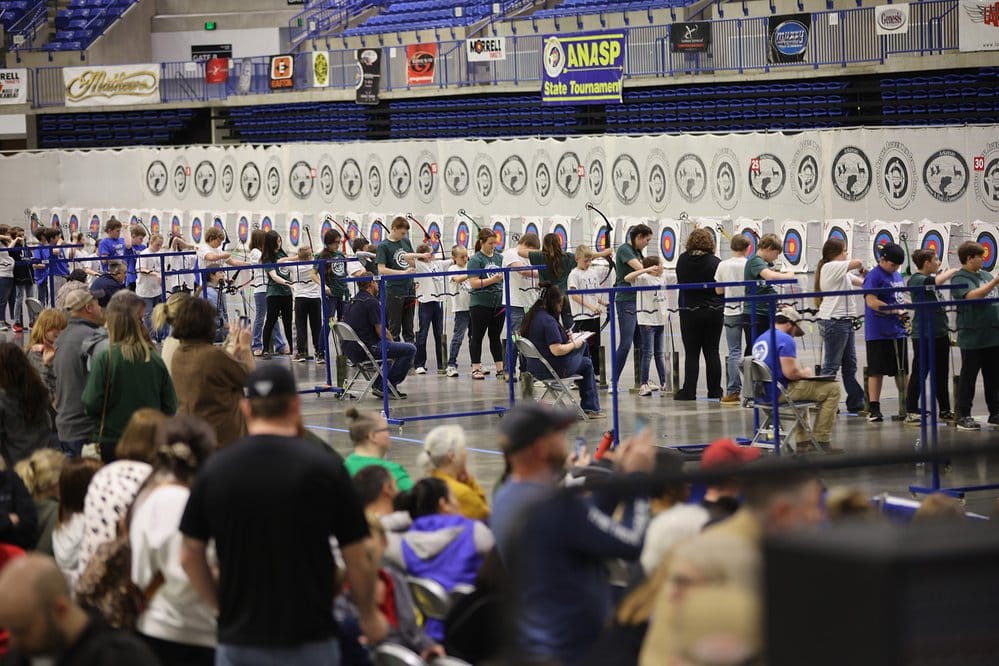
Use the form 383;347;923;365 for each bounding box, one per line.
417;425;489;521
14;448;65;555
152;290;191;373
82;298;176;462
343;407;413;491
27;307;69;403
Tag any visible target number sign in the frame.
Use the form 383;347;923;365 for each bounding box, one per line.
975;156;985;172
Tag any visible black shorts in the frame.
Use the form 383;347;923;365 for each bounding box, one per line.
866;338;909;377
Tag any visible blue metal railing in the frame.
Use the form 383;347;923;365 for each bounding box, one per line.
5;0;48;58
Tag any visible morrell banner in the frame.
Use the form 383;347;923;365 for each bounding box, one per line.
541;30;626;105
63;64;160;107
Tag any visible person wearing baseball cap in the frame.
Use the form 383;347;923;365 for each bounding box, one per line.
863;242;910;423
698;438;762;526
50;289;104;456
491;403;655;663
751;305;842;453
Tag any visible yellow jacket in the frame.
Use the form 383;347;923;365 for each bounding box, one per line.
432;469;490;522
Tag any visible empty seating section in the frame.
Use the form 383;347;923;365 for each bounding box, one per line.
225;104;370;144
48;0;137;51
342;0;499;36
880;69;999;125
36;109;196;149
533;0;696;18
0;0;43;31
385;94;579;138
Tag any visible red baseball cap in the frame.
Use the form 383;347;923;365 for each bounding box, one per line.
700;438;762;469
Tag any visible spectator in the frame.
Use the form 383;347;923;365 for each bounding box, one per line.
53;269;89;310
675;228;724;401
341;273;416;398
613;223;655;391
52;289;104;456
742;233;796;349
81;293;177;462
417;425;489;521
699;438;761;525
74;409;163;581
913;492;967;523
384;477;494;642
567;244;609;385
639;448;708;575
90;260;126;308
0;455;38;550
466;228;506;380
170;298;253;448
353;466;399;516
863;242;909;424
714;235;751;404
0;554;159;664
151;291;191;374
651;585;762;666
0;342;54;466
343;407;413;491
26;308;68;405
52;457;101;590
825;487;879;523
180;365;388;664
12;449;64;556
491;403;654;663
130;415;218;666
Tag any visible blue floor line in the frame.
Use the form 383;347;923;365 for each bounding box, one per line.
305;424;505;456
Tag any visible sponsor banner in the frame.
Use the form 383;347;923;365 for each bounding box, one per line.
0;69;28;105
205;58;229;84
407;43;437;85
191;44;233;63
309;51;331;88
669;22;712;52
63;64;160;107
466;36;507;61
875;4;910;35
959;0;999;51
767;14;811;63
270;55;294;90
356;48;381;105
542;30;626;105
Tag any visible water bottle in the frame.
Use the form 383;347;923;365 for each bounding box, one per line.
914;438;924;469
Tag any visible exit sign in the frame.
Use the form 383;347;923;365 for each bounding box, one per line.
204;21;217;30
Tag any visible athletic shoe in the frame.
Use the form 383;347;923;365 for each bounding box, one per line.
446;366;458;377
867;409;884;423
939;411;956;422
584;410;607;420
12;323;22;333
903;413;922;426
294;354;308;363
988;414;999;426
720;393;741;405
496;370;507;381
639;383;652;397
673;391;696;401
316;356;326;365
415;367;427;375
956;416;981;431
0;324;8;332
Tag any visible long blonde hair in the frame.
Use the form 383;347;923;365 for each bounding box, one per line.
151;291;190;333
14;449;66;500
28;308;68;346
106;290;154;363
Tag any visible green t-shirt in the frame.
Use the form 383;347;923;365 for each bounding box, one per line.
615;243;641;303
743;254;776;318
951;269;999;350
528;251;576;294
265;249;292;297
317;248;350;300
344;452;414;491
907;273;948;340
376;237;415;296
468;250;503;308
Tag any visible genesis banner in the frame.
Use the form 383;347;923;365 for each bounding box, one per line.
874;4;910;35
355;48;381;104
541;30;626;105
63;64;160;107
768;14;811;63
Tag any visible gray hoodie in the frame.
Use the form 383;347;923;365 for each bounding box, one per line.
52;317;104;442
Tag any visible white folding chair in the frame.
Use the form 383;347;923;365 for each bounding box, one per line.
371;643;426;666
741;356;819;453
514;336;587;419
331;322;400;401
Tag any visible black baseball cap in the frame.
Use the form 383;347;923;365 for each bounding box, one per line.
244;365;298;398
879;243;905;265
499;403;577;454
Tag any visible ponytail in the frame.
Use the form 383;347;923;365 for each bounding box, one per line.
474;228;495;254
345;407;382;445
152;291;190;332
814;238;846;308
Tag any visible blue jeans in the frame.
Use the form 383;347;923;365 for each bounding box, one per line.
373;340;417;387
415;301;444;370
613;301;638;386
536;348;601;412
36;280;49;307
13;283;35;326
252;291;287;352
216;639;340;666
724;314;745;393
820;319;866;412
447;311;470;368
639;325;667;385
142;296;162;340
507;305;526;373
59;438;86;457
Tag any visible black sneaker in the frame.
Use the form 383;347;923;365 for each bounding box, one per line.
988;414;999;426
939;411;956;422
867;409;884;423
293;354;308;363
956;416;981;431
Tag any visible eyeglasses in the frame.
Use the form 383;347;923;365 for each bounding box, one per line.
372;427;390;434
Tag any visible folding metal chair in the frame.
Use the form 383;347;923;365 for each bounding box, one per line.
740;356;819;453
406;576;451;622
514;336;587;419
24;297;44;322
331;322;400;401
371;643;426;666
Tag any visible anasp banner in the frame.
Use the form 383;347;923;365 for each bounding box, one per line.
541;30;626;105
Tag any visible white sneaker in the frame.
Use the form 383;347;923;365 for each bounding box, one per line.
639;383;652;397
606;384;616;394
415;367;427;375
445;366;458;377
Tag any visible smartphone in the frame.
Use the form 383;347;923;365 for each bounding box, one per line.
574;436;587;459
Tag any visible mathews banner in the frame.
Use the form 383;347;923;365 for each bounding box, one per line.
669;22;711;52
356;48;381;104
768;14;811;63
63;64;160;107
407;43;437;85
0;69;28;105
541;30;626;105
466;36;506;61
959;0;999;51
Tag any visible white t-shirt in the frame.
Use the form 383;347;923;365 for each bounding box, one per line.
714;256;748;318
131;484;218;647
414;258;453;304
640;503;710;574
637;273;668;327
816;260;861;320
291;263;321;300
53;512;85;588
0;248;14;278
567;266;604;320
164;251;196;293
135;247;162;299
196;244;223;270
248;248;267;295
502;247;537;310
448;264;470;312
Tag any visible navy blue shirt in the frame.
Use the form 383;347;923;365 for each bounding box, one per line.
91;274;125;307
342;290;382;358
525;310;570;378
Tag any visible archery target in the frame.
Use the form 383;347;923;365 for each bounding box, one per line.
594;225;611;252
782;228;804;266
660;226;678;262
428;221;442;253
552;223;568;251
321;219;333;241
826;225;848;250
370;221;383;244
740;228;759;256
347;220;361;242
129;213;142;228
872;229;895;259
524;220;540;239
149;214;160;237
69;213;79;235
978;231;998;272
29;212;39;234
920;229;945;260
49;212;60;231
261;217;273;233
89;215;101;236
238;216;250;244
289;217;301;247
191;217;203;243
493;221;507;251
455;221;470;249
170;214;182;238
213;217;225;231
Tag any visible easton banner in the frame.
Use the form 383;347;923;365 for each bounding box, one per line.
466;37;507;61
63;64;160;107
541;30;626;105
407;43;437;85
356;48;381;104
959;0;999;51
270;55;294;90
0;69;28;105
768;14;811;63
669;22;712;52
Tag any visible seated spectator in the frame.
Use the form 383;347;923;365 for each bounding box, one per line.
130;415;218;666
13;449;65;556
825;487;879;523
169;298;253;448
660;585;762;666
90;260;127;307
0;342;54;467
53;269;89;310
343;408;413;491
52;457;101;590
640;448;708;575
353;466;411;533
699;438;762;526
0;554;158;664
913;492;967;523
442;549;510;664
26;308;68;405
152;291;192;374
384;477;494;642
417;425;489;521
0;456;38;550
519;283;604;418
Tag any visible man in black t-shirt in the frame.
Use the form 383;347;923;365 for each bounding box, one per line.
179;365;387;664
